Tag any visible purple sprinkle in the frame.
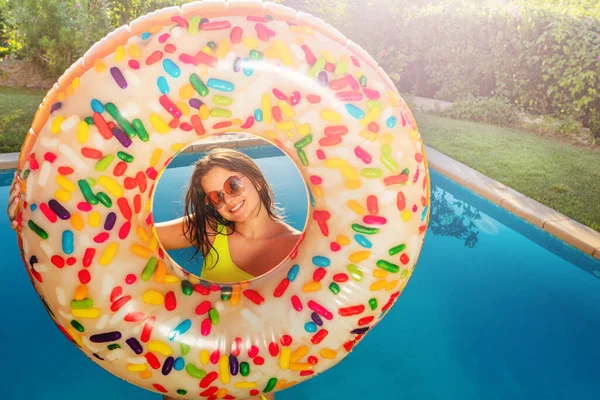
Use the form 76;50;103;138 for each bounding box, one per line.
48;199;70;220
90;331;122;343
318;70;328;87
29;256;38;266
189;98;203;109
229;355;239;376
162;356;174;375
351;327;370;335
233;57;242;72
110;67;127;89
112;127;132;148
50;102;62;113
125;337;143;354
311;312;323;326
104;212;117;230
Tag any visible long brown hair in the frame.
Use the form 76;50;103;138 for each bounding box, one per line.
183;147;284;269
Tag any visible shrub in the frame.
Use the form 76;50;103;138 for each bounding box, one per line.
439;96;519;127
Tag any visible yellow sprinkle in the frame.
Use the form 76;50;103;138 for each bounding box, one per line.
177;101;190;117
94;58;106;72
266;130;278;139
127;44;140;58
51;116;64;134
232;118;243;125
142;290;164;305
150;113;170;133
362;107;381;127
150;149;162;167
115;46;125;62
401;210;412;221
149;25;162;34
386;280;399;291
350;251;370;263
145;197;152;212
98;176;123;198
360;130;378;141
379;133;394;144
242;36;258;49
165;275;180;284
321;50;336;64
337;235;351;245
67;326;83;347
340;166;359;180
148;236;158;252
345;180;362;190
171;143;186;152
57;92;65;101
302;281;321;292
323;158;347;168
199;104;210;120
72;77;80;90
55;190;71;202
289;363;313;371
74;284;87;301
100;243;118;265
140;371;152;379
131;244;152;258
136;227;152;243
312;185;322;198
197;64;209;77
216;37;231;59
219;355;230;384
72;308;100;319
278;100;295;118
148;341;172;357
235;382;257;389
261;94;272;124
410;129;419;140
320;348;337;359
65;85;74;97
348;200;365;215
77;121;88;143
231;286;241;306
374;269;388;279
290;346;308;363
279;347;291;370
88;211;101;228
297;123;311;136
290;25;314;35
56;175;76;192
179;84;195;100
127;364;146;372
276;121;295;131
274;40;294;66
200;350;210;364
201;46;213;55
389;91;400;107
216;389;227;398
370;279;388;291
154;260;166;283
320;109;342;122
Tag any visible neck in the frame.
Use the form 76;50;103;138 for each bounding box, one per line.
234;203;277;239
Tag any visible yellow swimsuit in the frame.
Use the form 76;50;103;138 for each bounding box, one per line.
201;223;255;282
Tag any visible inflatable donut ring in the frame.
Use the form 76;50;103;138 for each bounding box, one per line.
14;1;430;398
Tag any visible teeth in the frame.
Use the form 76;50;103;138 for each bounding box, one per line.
231;201;244;212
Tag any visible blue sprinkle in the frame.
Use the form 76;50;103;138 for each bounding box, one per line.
90;99;104;113
304;322;317;333
162;59;181;78
309;188;315;207
288;264;300;282
62;230;74;255
354;234;372;249
345;104;365;119
141;32;150;40
174;357;185;371
312;256;330;267
254;109;263;122
243;58;254;76
50;102;62;113
207;78;235;92
386;116;397;128
421;204;429;221
30;204;37;212
157;76;169;95
169;319;191;341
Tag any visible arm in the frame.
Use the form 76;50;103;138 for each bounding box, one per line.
154;216;193;250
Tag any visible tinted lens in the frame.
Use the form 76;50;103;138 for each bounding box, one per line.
206;191;223;208
225;176;244;195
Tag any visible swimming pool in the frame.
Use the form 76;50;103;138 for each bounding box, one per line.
2;145;599;399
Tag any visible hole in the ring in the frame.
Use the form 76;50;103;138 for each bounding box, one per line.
152;133;309;283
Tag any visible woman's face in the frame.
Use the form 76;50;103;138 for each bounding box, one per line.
200;166;262;223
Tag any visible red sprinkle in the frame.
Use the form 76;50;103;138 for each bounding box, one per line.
248;345;259;358
213;121;232;130
39;203;57;223
200;372;218;388
164;44;176;53
195;301;212;315
400;253;410;265
333;273;349;282
164;291;177;311
367;195;379;215
240;116;255;129
363;88;381;99
231;337;242;357
146;50;163;65
201;318;211;336
272;106;283;122
125;274;136;284
191;115;206;135
158;33;170;43
92;113;112;139
196;51;217;67
397;192;406;211
66;257;76;266
58;166;74;175
255;23;275;41
313;268;326;282
230;26;243;43
339;305;365;317
82;248;95;267
110;286;123;303
311;329;328;344
93;232;109;243
124;312;145;322
301;44;317;65
210;350;220;365
307;94;321;104
44;152;57;163
145;352;161;369
272;88;287;101
358;316;375;326
141;316;155;342
290;91;301;105
312;210;331;236
273;278;290;298
280;335;292;347
324;126;348;136
330;242;341;251
243;290;265;305
310;175;322;185
110;295;131;312
316;149;325;159
81;147;103;159
113;161;127;177
415;152;424;163
363;215;387;225
152;384;167;394
291;295;303;311
201;20;231;30
78;269;91;284
368;121;380;132
171;16;189;28
118;221;131;240
319;135;343;146
269;341;280;358
51;255;65;268
128;59;140;70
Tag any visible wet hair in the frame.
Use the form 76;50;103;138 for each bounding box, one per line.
183;147;284;269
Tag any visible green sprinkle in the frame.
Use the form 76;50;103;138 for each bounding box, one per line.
190;73;209;97
389;244;406;256
96;191;112;208
28;220;48;239
185;363;206;379
369;298;378;310
87;178;96;186
209;308;220;325
359;75;368;87
117;151;134;163
309;57;326;79
367;100;382;110
207;41;216;49
133;119;149;141
78;179;98;205
71;298;94;309
401;269;410;278
347;264;363;282
264;378;278;393
188;16;201;34
141;257;158;281
376;260;400;274
381;144;392;156
294;134;313;149
352;224;379;235
71;320;84;332
84;116;94;125
249;49;263;60
221;286;232;301
181;280;194;296
381;155;398;172
240;362;250;377
181;343;191;356
213;95;232;106
334;61;348;75
297;148;308;166
95;155;114;172
107;344;121;350
23;169;30;179
361;168;383;178
105;102;136;138
177;390;188;396
329;282;340;294
210;108;232;118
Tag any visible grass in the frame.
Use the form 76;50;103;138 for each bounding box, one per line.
0;87;46;153
416;111;600;232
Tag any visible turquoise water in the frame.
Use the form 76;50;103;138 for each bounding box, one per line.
1;146;599;399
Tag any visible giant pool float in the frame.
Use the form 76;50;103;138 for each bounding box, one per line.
13;1;430;398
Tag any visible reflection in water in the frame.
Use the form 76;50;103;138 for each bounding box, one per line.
429;185;483;248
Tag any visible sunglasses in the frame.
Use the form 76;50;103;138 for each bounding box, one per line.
204;175;247;209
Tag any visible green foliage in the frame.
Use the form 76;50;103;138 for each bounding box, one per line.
439;96;519;127
0;0;21;58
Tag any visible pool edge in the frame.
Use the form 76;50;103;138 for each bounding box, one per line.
425;146;600;261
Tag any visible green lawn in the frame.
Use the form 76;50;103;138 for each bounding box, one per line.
416;112;600;232
0;87;46;153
